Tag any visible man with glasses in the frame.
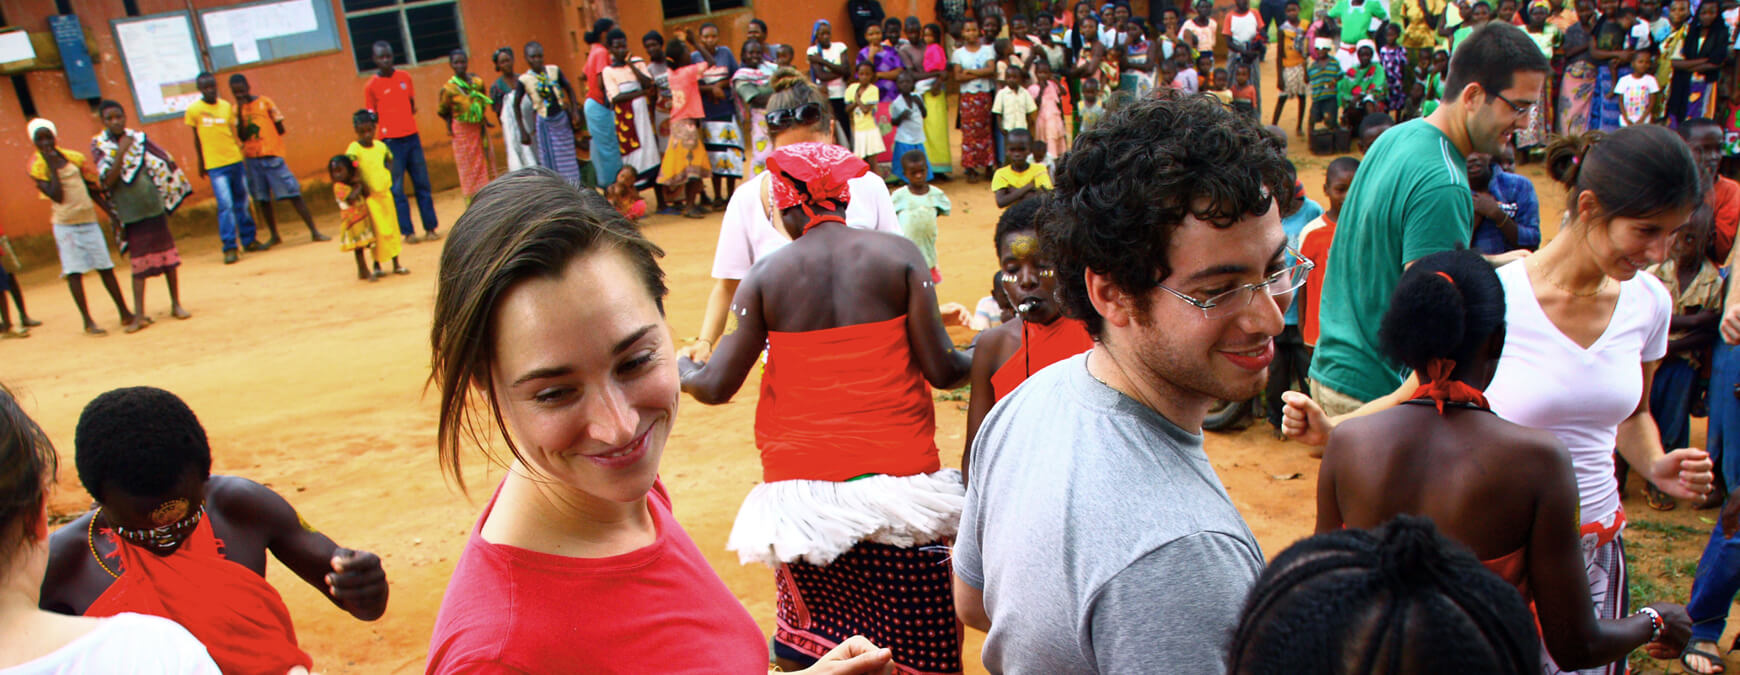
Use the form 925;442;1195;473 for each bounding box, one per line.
953;92;1289;673
1305;23;1548;418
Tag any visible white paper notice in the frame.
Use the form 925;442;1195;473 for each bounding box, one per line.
203;11;232;46
114;15;202;119
280;0;318;35
233;20;259;63
0;31;34;63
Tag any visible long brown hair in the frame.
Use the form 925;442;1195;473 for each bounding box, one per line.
0;384;53;562
429;168;668;492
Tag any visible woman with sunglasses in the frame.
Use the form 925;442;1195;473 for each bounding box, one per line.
40;386;390;674
677;68;906;366
0;385;219;673
680;141;971;673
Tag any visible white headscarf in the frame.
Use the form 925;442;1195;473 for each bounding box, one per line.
25;118;54;141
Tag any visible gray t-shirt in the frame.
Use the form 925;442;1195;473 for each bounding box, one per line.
956;352;1264;674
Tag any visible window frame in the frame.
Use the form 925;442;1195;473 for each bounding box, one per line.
660;0;750;22
342;0;466;73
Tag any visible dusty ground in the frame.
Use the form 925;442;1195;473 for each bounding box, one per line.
4;94;1726;674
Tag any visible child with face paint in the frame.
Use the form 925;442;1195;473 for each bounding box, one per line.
963;196;1094;483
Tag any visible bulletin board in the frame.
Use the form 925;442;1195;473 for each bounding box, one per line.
110;11;204;124
199;0;341;71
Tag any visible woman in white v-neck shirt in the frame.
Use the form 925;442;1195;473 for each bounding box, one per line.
678;69;902;364
1284;125;1713;675
1484;126;1711;675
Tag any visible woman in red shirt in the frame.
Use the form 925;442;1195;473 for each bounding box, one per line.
425;169;893;675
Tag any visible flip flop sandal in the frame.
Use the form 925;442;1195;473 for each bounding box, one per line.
1683;640;1726;675
394;268;412;275
1646;483;1677;511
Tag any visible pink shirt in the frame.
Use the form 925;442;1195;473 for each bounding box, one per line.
425;481;767;674
668;62;707;120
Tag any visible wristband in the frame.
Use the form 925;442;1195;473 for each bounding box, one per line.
1637;606;1663;642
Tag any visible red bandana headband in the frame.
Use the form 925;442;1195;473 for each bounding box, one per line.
766;142;869;233
1409;271;1492;414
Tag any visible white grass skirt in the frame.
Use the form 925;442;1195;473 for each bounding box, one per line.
727;468;963;567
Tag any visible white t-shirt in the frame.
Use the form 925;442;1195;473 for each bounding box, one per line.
807;43;851;99
0;613;219;674
1485;261;1671;526
1613;74;1660;126
1226;10;1262;44
991;86;1038;132
710;170;903;280
953;45;997;94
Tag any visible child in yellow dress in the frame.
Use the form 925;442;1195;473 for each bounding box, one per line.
328;155;379;280
343;110;407;278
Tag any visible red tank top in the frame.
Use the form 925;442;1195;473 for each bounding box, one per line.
758;315;941;482
989;317;1094;403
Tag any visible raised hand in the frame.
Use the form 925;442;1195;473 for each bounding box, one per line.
326;547;388;621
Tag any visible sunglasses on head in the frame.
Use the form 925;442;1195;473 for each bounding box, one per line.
766;102;825;132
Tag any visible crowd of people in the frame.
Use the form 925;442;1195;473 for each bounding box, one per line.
12;0;1740;673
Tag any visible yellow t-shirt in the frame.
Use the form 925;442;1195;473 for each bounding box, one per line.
345;140;395;194
991;163;1053;191
184;98;244;169
843;82;880;132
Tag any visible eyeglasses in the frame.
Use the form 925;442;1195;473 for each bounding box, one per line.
766;102;825;132
1491;91;1536;115
1156;251;1314;319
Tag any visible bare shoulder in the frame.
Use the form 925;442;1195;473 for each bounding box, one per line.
973;320;1023;369
205;475;295;524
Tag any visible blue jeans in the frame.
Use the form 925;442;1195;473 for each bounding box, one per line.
384;134;438;236
208;163;257;251
1711;341;1740;491
1652;357;1698;452
1689;522;1740;642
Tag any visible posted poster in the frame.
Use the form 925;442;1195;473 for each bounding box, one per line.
114;13;202;120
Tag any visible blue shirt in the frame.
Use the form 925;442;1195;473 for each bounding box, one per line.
1283;197;1325;326
1471;170;1541;256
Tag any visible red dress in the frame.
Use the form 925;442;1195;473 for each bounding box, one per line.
989;317;1095;402
85;518;312;675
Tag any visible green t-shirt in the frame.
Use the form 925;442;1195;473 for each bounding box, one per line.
1330;0;1389;44
1308;119;1473;402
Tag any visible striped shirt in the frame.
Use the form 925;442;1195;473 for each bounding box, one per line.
1307;59;1341;101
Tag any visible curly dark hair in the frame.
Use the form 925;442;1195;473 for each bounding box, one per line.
1379;249;1505;379
1227;515;1540;674
75;387;212;501
1041;91;1290;336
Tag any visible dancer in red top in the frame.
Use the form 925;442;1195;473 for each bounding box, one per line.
963;197;1093;481
41;387;388;675
681;142;971;674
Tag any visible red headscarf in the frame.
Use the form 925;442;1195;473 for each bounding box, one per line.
766;142;869;233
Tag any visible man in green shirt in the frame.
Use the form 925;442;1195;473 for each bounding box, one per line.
1329;0;1389;44
1307;23;1549;415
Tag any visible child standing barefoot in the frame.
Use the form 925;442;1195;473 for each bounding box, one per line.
328;155;379;281
889;150;950;283
844;62;887;175
342;111;407;278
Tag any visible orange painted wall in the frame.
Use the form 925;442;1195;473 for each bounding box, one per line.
0;0;571;238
